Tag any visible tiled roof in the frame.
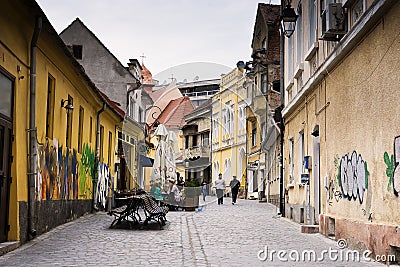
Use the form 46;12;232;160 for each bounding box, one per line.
99;91;125;117
146;82;183;124
141;63;153;84
184;98;212;122
157;96;195;129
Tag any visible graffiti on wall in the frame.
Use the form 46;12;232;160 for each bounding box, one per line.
36;139;112;207
37;139;81;200
361;208;373;222
384;136;400;196
326;179;342;206
336;151;369;204
96;164;112;209
79;143;95;199
326;156;343;206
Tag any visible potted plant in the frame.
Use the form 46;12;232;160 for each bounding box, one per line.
182;178;202;211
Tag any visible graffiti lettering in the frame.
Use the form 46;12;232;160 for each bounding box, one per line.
334;190;342;202
326;179;342;206
337;151;369;204
361;208;373;222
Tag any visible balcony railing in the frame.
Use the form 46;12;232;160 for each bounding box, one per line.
183;145;210;160
183;90;219;99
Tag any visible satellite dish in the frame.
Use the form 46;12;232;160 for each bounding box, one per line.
183;79;187;83
193;76;199;81
236;61;246;70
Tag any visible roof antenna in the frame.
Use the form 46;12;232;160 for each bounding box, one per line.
140;53;146;64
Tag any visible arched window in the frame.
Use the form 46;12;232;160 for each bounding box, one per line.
224;159;229;180
214;161;220;181
238;147;245;182
228;158;232;179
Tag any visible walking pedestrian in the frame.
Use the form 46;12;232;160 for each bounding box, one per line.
201;179;207;202
168;179;182;210
215;173;226;205
176;172;184;187
229;176;240;205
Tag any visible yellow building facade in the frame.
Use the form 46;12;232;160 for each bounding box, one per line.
211;68;247;193
0;0;122;243
283;0;400;258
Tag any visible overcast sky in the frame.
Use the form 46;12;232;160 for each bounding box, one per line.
37;0;280;80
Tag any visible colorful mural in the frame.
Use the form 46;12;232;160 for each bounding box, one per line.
336;151;369;204
79;143;95;199
36;139;111;207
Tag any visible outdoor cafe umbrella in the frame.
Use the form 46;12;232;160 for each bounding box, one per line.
165;131;178;182
150;124;175;188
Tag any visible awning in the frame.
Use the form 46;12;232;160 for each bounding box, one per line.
261;117;281;152
140;155;154;167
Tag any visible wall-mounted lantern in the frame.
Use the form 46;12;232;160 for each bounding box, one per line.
281;3;298;38
61;99;74;114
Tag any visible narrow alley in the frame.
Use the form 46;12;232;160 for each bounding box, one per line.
0;198;382;266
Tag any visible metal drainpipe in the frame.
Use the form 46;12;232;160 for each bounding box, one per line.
93;103;106;212
28;16;42;240
245;104;248;200
279;1;286;217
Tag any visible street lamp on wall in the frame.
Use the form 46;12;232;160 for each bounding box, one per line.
61;99;74;114
281;3;298;38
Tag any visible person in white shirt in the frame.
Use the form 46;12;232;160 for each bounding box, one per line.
215;173;226;205
168;179;181;209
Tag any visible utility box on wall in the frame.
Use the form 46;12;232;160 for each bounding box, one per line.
301;173;310;185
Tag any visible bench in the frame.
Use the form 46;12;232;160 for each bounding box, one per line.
140;194;168;227
108;197;141;229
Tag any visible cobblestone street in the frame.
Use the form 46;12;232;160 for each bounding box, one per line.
0;198;383;266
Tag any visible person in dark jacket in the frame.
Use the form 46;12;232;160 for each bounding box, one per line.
229;176;240;205
215;173;226;205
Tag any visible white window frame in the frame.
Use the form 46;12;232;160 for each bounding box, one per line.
287;35;294;81
308;0;317;49
230;104;234;134
298;131;305;182
129;96;135;119
296;1;303;67
289;138;294;184
212;113;219;139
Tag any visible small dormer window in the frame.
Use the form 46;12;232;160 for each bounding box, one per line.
72;45;83;60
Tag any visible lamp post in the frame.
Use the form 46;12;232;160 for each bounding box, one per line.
279;0;298;217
